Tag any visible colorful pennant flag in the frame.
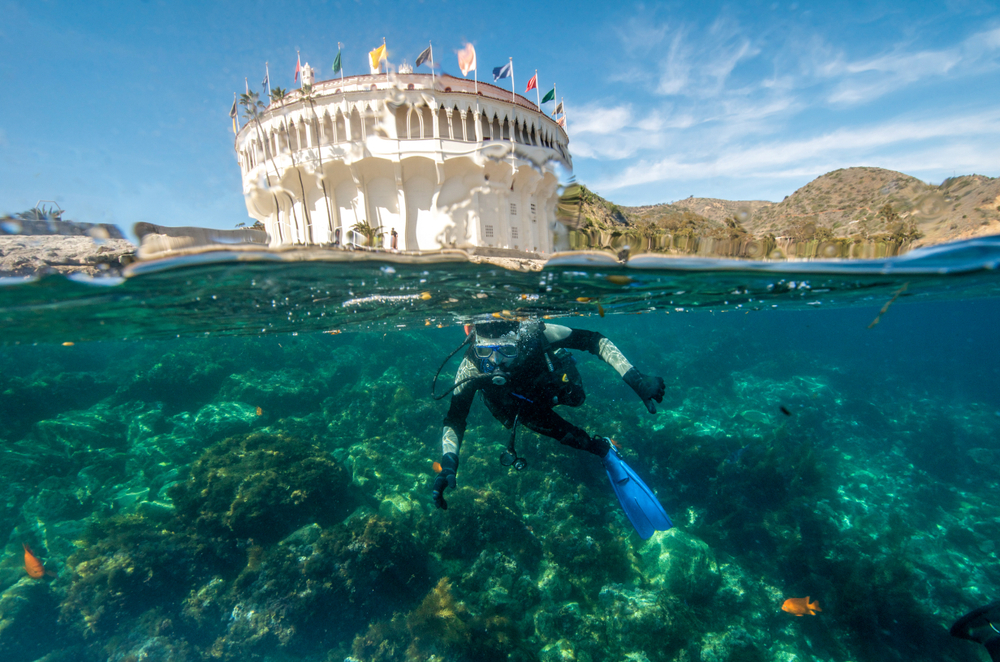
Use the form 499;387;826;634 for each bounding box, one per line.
554;100;564;115
415;45;431;68
332;49;342;74
294;53;301;81
541;87;555;104
492;61;512;82
369;43;386;74
229;97;238;134
458;43;476;76
556;116;566;127
525;73;537;92
262;65;270;97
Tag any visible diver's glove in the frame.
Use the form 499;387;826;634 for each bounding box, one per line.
431;452;459;510
623;368;665;414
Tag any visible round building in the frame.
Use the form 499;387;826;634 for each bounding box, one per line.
235;63;571;254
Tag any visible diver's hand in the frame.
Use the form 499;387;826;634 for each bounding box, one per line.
623;368;665;414
431;452;459;510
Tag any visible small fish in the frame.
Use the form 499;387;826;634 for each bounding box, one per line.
324;329;342;335
62;342;74;347
782;596;821;617
432;461;442;474
255;406;263;416
23;544;45;579
606;275;633;285
597;302;605;317
780;406;791;416
420;292;432;300
576;297;593;303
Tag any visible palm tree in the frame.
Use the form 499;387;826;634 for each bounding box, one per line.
265;86;313;243
240;90;298;242
301;83;336;242
351;219;384;248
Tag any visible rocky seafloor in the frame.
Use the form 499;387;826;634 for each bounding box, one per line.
0;314;998;662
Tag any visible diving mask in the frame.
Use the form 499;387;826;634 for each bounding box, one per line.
474;341;518;372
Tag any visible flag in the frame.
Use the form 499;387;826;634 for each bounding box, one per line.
230;98;238;134
492;61;512;82
369;43;386;74
554;101;564;115
415;45;431;68
262;69;270;96
556;116;566;127
541;87;555;104
458;43;476;76
525;73;537;92
294;53;301;81
332;50;342;74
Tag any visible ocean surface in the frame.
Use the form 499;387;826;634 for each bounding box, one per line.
1;238;999;662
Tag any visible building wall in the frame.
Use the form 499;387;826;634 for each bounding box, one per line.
235;74;570;254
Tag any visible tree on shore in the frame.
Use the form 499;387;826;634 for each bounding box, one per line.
240;90;298;242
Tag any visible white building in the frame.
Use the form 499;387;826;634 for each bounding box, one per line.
235;64;571;254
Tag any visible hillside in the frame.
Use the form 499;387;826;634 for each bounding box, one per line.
583;167;1000;253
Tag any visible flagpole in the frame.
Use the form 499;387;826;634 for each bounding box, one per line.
562;97;569;132
429;41;434;83
245;77;249;94
339;42;345;82
297;50;301;88
509;57;515;105
534;70;540;110
234;92;241;132
383;37;388;83
552;84;557;115
265;61;270;92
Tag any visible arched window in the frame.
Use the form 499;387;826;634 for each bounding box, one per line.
492;115;501;141
481;113;490;140
335;110;346;143
288;122;298;151
408;107;420;139
350;108;362;141
395;105;408;139
323;113;333;145
529;124;537;146
422;106;433;138
363;106;377;138
502;117;510;141
465;111;476;141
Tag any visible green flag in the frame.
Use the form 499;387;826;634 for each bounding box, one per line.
541;87;555;104
332;50;342;74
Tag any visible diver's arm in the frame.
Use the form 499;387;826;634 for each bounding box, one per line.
544;324;665;413
434;357;478;509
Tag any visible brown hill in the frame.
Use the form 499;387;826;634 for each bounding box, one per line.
584;167;1000;253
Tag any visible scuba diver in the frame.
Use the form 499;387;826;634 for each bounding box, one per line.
951;601;1000;661
430;319;673;539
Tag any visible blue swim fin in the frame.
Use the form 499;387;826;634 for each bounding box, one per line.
603;445;672;539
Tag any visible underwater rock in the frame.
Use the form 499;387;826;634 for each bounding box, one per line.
638;529;720;603
433;488;542;565
168;432;361;544
699;627;767;662
539;638;578;662
0;578;67;662
595;584;680;658
218;368;323;417
192;402;258;440
459;550;540;625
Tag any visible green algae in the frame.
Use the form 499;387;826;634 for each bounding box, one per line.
0;299;998;661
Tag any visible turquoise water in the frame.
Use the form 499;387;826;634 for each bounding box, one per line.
1;239;1000;661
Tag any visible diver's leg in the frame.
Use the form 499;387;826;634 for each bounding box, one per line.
520;407;610;457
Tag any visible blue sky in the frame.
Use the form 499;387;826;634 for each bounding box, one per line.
1;0;998;235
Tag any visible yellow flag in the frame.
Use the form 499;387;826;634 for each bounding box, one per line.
369;44;386;74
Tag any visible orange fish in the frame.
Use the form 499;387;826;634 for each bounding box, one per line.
432;461;443;474
781;596;821;616
255;406;263;416
23;544;45;579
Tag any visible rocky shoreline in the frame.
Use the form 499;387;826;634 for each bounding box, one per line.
0;235;136;278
